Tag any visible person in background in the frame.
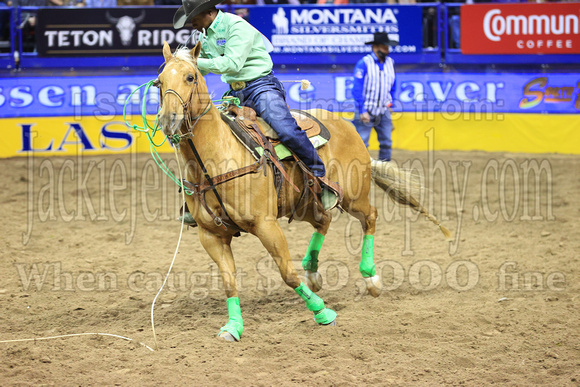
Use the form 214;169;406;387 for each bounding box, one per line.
117;0;152;5
258;0;299;4
85;0;116;7
0;0;10;50
220;0;256;21
316;0;348;4
48;0;85;6
155;0;181;5
12;0;46;52
352;32;397;162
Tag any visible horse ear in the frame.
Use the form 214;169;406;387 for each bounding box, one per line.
191;41;201;61
162;41;172;63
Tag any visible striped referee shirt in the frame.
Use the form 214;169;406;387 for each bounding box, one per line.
352;52;395;115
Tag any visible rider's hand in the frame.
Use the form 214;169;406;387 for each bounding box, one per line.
360;112;371;124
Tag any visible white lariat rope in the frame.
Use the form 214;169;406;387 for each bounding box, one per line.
150;147;188;350
0;333;155;352
0;148;189;353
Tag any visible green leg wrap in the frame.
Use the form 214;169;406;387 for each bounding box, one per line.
218;297;244;341
302;232;325;272
359;235;376;278
295;282;337;325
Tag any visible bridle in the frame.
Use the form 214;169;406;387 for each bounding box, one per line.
154;55;299;235
156;67;211;133
156;60;245;234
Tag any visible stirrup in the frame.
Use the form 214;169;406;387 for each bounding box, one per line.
320;187;339;211
178;212;198;227
317;176;342;212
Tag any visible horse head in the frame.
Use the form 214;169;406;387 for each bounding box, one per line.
157;41;206;137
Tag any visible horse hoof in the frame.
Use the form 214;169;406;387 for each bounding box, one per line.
218;332;237;342
305;270;323;292
364;275;382;298
314;308;337;326
314;317;337;326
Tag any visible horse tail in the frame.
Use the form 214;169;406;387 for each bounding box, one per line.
370;159;452;240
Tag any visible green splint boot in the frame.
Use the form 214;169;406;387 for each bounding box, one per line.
320;187;339;211
178;212;198;227
218;297;243;341
314;308;337;325
218;321;243;341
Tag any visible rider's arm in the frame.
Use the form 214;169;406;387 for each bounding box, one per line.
351;58;367;115
197;19;253;75
197;50;210;76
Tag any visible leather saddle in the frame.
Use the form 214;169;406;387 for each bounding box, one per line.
222;105;330;161
220;104;343;212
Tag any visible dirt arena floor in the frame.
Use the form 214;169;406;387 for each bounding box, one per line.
0;149;578;386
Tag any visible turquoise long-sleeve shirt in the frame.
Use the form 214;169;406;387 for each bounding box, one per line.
197;11;273;84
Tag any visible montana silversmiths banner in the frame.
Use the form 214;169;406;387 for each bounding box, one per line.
36;8;195;56
247;5;423;56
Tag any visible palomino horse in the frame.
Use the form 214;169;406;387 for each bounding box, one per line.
157;42;449;341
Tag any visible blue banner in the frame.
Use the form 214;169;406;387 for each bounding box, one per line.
394;73;580;114
247;5;423;57
1;72;579;118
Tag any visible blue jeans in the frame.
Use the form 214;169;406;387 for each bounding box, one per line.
353;110;393;161
229;73;325;177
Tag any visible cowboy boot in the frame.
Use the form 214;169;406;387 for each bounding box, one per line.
317;176;343;212
178;202;198;227
178;211;198;226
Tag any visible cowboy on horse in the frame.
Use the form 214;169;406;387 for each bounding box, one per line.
174;0;341;227
153;1;450;342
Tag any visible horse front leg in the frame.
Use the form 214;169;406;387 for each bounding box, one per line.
254;220;337;326
198;227;243;342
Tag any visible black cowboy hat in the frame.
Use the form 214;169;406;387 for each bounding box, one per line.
173;0;224;29
365;32;398;47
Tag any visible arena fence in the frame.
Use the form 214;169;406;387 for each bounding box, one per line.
0;3;579;157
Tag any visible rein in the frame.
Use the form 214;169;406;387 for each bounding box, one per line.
159;72;212;141
159;70;252;234
124;67;278;234
182;134;256;232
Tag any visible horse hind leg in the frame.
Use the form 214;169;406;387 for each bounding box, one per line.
198;228;243;342
346;199;382;298
254;220;337;325
301;209;331;293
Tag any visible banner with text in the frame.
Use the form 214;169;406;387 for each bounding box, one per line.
247;5;422;57
3;112;579;158
36;7;194;56
1;72;579;119
461;3;580;55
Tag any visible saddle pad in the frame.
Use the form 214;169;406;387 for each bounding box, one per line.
220;109;330;161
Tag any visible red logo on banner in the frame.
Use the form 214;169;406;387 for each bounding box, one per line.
461;3;580;54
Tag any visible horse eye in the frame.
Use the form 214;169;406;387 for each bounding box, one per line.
186;74;194;83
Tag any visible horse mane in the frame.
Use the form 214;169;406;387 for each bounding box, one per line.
173;47;195;67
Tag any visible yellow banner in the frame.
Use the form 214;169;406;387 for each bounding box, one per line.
1;113;579;158
344;112;580;155
1;115;173;158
